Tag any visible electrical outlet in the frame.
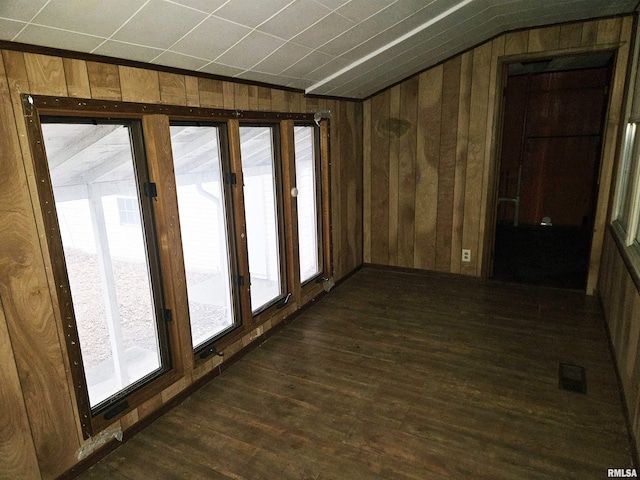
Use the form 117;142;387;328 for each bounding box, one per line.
462;249;471;262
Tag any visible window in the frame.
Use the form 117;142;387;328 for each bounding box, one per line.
613;122;640;247
40;119;171;417
117;197;139;225
169;124;240;350
239;126;286;313
294;125;323;283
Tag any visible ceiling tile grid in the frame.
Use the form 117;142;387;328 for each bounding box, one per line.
0;0;637;99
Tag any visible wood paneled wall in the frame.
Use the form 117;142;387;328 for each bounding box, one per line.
363;16;633;290
0;48;361;479
600;230;640;456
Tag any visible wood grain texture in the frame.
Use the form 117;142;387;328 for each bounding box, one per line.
159;72;187;105
119;66;160;103
363;16;633;283
185;76;200;107
0;50;80;479
461;41;491;276
77;267;634;479
414;66;442;271
86;62;121;100
198;78;224;108
142;115;192;373
388;86;401;265
370;90;390;264
0;295;41;480
435;58;460;272
398;77;418;268
24;53;67;96
363;99;372;263
63;58;90;98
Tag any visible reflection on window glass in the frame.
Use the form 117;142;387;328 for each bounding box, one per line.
614;123;637;228
294;126;322;283
240;126;283;312
42;122;162;409
169;125;236;349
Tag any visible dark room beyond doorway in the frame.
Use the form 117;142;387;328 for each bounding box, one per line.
492;52;614;290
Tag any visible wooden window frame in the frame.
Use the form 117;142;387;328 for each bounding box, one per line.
22;93;331;430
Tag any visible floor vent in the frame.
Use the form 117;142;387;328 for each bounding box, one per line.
559;363;586;394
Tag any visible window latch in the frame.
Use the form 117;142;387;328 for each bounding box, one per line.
200;345;224;360
144;182;158;198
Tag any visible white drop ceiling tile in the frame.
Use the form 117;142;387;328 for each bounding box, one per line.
0;0;48;22
93;40;165;63
32;0;147;37
15;24;104;53
280;49;335;78
152;50;210;71
306;55;352;80
335;0;394;22
292;12;356;49
214;0;293;28
112;0;207;49
257;0;332;40
317;22;380;58
171;16;251;60
0;18;26;40
235;69;298;87
252;42;314;75
169;0;229;14
313;0;350;9
215;31;285;70
198;62;246;77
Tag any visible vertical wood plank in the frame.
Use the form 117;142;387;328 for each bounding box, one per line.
559;23;584;49
388;85;401;266
142;115;192;374
462;42;492;276
451;51;472;274
24;53;67;96
198;78;224;108
435;57;461;272
504;31;528;56
185;76;200;107
271;89;287;112
247;85;259;111
370;91;390;264
0;296;41;480
223;81;235;109
330;100;344;277
119;66;160;103
86;62;122;100
234;83;249;110
159;72;187;106
1;50;80;479
363;99;372;264
581;20;599;47
528;25;561;53
414;65;442;271
258;86;272;111
397;77;419;268
596;17;622;45
63;58;90;98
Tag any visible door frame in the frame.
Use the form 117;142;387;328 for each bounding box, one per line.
483;46;626;294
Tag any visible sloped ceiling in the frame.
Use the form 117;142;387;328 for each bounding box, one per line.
0;0;638;99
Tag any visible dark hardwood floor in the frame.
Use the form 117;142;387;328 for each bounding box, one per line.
77;267;634;479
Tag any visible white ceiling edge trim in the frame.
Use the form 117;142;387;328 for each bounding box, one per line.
304;0;476;95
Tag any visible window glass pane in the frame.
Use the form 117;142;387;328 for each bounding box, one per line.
614;123;637;226
294;126;322;283
42;122;162;409
240;126;283;312
169;125;236;349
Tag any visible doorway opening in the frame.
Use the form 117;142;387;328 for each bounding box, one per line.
491;52;614;290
